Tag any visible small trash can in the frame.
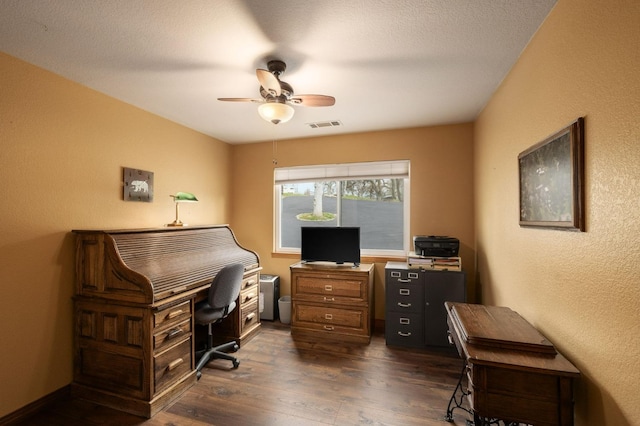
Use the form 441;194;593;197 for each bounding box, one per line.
278;295;292;324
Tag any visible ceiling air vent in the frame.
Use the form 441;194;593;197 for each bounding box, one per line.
307;120;342;129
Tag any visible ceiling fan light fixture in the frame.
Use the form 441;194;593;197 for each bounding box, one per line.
258;102;294;125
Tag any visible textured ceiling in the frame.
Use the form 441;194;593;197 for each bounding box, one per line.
0;0;556;144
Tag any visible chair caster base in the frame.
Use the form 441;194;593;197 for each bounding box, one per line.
232;360;240;369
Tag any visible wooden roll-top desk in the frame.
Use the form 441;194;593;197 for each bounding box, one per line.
71;225;261;418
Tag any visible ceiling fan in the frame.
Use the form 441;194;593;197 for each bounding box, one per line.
218;60;335;124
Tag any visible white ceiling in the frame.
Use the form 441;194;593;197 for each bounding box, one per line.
0;0;556;144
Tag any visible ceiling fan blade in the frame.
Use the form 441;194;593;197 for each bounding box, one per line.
290;94;336;107
217;97;263;103
256;69;281;97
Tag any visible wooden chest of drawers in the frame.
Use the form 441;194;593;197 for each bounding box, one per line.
290;262;374;344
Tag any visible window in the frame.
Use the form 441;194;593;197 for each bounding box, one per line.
274;160;410;257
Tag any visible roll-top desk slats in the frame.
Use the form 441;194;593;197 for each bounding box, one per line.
76;226;259;303
72;225;261;418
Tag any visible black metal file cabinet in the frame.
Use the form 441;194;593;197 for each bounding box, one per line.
385;262;466;348
385;266;425;347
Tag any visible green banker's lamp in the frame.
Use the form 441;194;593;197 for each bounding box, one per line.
168;192;198;227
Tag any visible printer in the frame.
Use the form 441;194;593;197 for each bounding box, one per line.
413;235;459;257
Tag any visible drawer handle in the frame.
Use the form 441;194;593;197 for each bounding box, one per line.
245;292;256;301
167;327;183;339
166;309;183;319
325;313;333;320
323;325;335;331
166;358;184;371
324;285;333;291
399;289;410;295
447;333;454;345
397;331;412;337
170;286;187;294
246;313;256;321
245;279;256;287
323;296;335;302
397;302;412;308
400;318;410;325
398;278;411;283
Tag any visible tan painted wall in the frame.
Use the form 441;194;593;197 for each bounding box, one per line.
474;0;640;424
230;125;476;320
2;50;475;418
7;1;637;421
0;52;231;417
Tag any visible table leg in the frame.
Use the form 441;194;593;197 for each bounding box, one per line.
445;360;518;426
445;360;473;422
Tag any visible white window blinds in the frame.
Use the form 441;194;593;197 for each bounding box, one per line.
274;160;410;184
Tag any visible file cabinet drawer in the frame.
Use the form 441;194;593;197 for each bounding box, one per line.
241;285;259;305
154;337;192;394
154;300;191;329
385;311;424;347
386;283;424;314
294;303;368;333
240;300;259;334
293;274;367;301
153;318;191;351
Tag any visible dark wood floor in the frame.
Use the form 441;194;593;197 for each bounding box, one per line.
16;322;473;426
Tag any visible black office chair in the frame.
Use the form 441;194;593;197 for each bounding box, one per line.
194;263;244;379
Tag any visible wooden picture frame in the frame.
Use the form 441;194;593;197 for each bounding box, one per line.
518;117;585;231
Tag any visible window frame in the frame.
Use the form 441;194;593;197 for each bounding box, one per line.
273;160;410;258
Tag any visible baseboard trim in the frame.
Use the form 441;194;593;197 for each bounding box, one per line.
0;385;70;426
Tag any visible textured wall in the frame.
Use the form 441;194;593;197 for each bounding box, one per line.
230;124;475;319
0;52;230;417
474;0;640;424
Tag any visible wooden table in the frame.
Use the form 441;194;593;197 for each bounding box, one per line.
444;302;580;426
